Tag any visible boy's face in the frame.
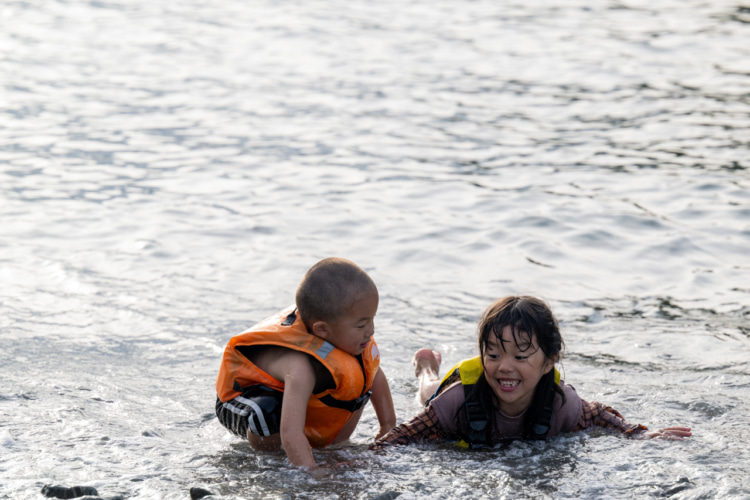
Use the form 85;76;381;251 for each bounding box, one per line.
322;289;379;356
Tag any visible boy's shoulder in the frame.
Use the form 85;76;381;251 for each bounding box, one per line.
250;345;310;378
253;345;335;394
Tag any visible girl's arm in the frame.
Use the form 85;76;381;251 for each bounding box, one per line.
369;405;448;448
574;399;691;439
370;367;397;439
573;399;648;435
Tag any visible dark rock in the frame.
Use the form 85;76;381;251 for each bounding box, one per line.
41;485;99;499
190;486;215;499
369;492;401;500
661;477;693;497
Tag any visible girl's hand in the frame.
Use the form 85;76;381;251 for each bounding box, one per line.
643;427;692;440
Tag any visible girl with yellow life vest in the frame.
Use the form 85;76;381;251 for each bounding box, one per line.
372;296;692;449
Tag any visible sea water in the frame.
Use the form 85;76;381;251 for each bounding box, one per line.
1;0;749;498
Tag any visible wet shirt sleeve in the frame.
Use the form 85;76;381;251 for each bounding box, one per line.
574;399;648;436
549;382;583;436
369;406;448;448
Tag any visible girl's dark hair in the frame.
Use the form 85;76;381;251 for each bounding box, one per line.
460;296;565;442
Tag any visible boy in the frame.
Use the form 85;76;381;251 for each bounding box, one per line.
215;257;396;467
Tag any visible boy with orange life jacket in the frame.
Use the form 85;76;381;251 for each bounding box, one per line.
215;257;396;468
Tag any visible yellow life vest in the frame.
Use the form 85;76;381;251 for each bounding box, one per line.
431;356;561;447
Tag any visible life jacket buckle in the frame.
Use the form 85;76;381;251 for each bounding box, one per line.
464;400;488;442
281;309;297;326
319;390;372;413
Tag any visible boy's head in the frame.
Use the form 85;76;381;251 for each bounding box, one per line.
295;257;378;355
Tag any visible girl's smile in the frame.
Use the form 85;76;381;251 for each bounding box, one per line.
483;325;555;416
496;379;520;391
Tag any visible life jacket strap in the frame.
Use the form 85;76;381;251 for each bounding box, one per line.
319;390;372;413
531;383;556;438
463;384;488;444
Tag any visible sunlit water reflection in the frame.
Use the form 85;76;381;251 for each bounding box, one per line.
1;0;749;498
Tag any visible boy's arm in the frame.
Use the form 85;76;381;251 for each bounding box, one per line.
369;367;397;439
269;351;317;467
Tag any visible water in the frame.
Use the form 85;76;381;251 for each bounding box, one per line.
1;0;749;498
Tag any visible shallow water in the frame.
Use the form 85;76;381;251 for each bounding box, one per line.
1;0;749;498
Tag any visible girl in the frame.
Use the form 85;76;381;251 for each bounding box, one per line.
373;296;691;448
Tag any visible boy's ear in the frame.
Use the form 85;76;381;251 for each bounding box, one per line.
311;320;330;339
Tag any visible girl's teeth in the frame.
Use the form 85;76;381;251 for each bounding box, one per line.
499;380;518;387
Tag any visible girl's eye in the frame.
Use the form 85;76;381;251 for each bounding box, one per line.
515;356;528;361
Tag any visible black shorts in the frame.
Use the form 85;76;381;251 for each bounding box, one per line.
215;385;283;438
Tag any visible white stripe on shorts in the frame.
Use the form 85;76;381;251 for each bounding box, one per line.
248;411;259;436
222;401;250;416
240;397;271;437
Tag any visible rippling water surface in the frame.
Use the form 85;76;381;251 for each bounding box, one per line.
1;0;749;498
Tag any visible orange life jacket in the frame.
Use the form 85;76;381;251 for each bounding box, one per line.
215;306;380;448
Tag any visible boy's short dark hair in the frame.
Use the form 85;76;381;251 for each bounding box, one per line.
295;257;376;325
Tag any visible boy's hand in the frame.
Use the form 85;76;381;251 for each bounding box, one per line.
374;425;391;441
305;458;364;479
306;465;332;480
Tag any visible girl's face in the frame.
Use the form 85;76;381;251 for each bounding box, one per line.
482;325;555;417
